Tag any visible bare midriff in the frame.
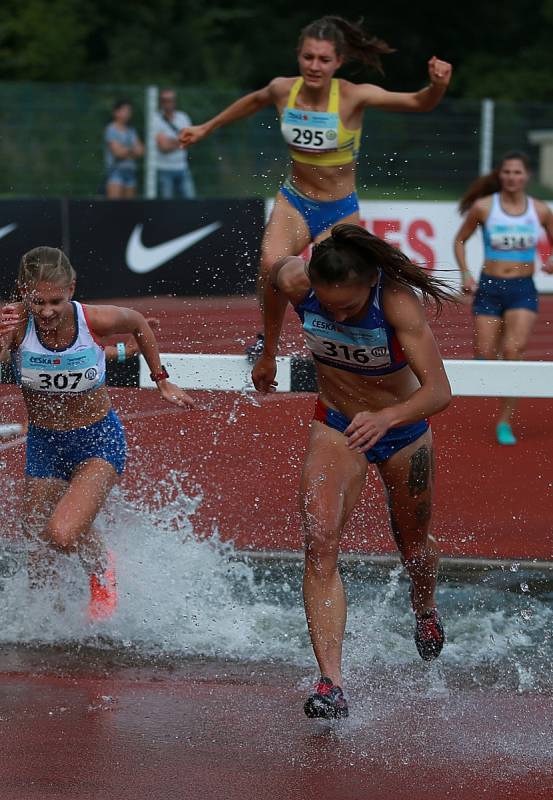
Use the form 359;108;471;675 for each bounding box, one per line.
23;385;111;430
482;259;534;279
315;362;421;420
289;160;357;202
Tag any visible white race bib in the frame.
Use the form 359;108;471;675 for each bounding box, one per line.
281;108;339;152
20;347;103;394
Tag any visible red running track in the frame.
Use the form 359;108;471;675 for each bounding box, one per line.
1;652;553;800
1;296;553;800
1;295;553;561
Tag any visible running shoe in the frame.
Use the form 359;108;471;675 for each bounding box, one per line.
414;608;445;661
496;421;517;446
304;676;349;719
88;551;117;621
245;333;265;363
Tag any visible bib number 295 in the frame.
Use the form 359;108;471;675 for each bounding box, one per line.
292;128;324;147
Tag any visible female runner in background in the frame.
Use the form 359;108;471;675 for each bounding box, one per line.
179;15;452;358
0;247;193;619
253;224;452;719
454;151;553;445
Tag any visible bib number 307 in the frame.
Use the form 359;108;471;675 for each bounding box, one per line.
38;371;83;391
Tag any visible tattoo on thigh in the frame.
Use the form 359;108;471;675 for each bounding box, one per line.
415;499;432;527
409;445;431;497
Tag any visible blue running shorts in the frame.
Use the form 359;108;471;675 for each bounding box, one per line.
313;398;429;464
473;274;538;317
26;408;127;481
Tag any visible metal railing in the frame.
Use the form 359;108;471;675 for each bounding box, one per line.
1;82;553;199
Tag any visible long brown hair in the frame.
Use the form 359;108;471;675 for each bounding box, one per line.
15;246;76;300
308;224;454;314
458;150;531;214
298;16;395;74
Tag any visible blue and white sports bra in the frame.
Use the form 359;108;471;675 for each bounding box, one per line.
482;193;541;262
12;301;106;394
294;275;407;377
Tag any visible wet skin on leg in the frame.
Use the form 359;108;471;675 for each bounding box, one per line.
378;429;439;616
300;420;368;688
23;458;119;585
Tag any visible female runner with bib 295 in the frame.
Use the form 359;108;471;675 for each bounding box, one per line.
454;151;553;445
252;224;452;719
0;247;194;620
179;15;452;358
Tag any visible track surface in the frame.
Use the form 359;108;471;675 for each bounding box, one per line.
2;295;552;560
1;295;553;800
1;650;553;800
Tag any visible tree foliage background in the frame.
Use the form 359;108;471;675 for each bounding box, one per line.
0;0;552;100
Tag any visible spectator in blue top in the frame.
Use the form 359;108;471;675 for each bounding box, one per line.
104;100;144;199
154;89;196;199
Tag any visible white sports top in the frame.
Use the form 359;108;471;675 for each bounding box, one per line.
482;193;541;262
13;301;106;394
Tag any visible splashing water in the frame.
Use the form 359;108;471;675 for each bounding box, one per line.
1;470;553;694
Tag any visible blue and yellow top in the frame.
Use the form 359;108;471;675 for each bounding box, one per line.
280;78;361;168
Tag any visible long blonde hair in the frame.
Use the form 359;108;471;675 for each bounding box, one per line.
15;246;75;299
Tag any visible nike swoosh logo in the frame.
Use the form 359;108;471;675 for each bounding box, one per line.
126;222;222;274
0;223;17;241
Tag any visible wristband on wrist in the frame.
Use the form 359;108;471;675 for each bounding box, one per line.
150;366;169;383
116;342;126;363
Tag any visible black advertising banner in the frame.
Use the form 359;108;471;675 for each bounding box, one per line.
68;198;264;298
0;200;64;299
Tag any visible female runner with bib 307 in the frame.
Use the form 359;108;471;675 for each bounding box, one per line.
454;151;553;446
252;224;452;719
179;15;451;358
0;247;194;620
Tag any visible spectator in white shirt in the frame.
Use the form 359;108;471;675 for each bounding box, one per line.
154;90;196;199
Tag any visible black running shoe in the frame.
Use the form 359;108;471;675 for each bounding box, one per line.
245;333;265;363
304;676;349;719
415;608;445;661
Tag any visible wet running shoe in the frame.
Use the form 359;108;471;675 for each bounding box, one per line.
88;552;117;622
415;608;445;661
496;421;517;446
245;333;265;363
304;676;349;719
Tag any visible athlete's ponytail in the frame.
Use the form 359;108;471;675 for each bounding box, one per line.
308;224;454;314
458;150;531;214
15;246;76;300
298;16;395;74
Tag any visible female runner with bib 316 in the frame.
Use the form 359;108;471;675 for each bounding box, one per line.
0;247;194;620
454;151;553;445
252;224;452;719
179;15;452;359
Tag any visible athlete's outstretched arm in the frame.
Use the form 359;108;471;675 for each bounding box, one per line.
355;56;452;113
179;80;279;147
103;317;160;361
86;305;195;407
252;257;307;393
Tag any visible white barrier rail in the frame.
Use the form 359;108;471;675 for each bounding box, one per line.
138;355;553;398
2;356;551;440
